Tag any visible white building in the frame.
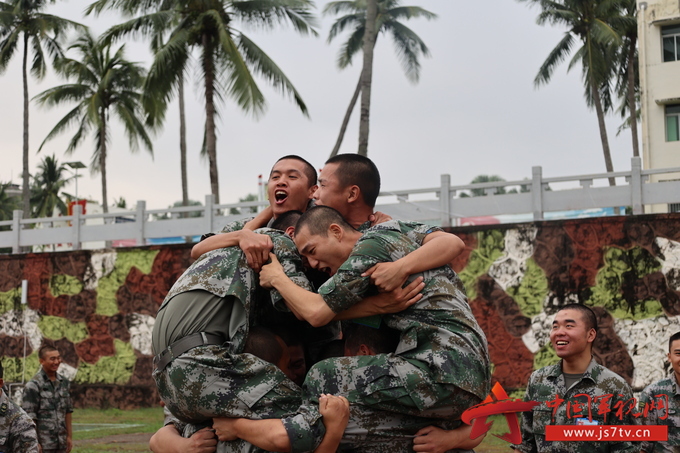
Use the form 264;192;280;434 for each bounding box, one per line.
638;0;680;212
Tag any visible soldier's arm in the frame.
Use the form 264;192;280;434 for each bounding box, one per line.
20;382;39;422
413;425;485;452
149;425;217;453
512;382;538;453
9;411;39;453
332;277;425;320
190;230;273;271
66;412;73;452
362;231;465;292
314;395;349;453
260;253;335;327
638;387;656;453
213;418;291;452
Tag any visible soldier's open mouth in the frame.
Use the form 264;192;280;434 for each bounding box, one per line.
275;190;288;204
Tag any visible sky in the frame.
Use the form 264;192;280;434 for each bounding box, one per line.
0;0;639;210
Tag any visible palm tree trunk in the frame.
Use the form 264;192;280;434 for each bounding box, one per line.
100;111;109;214
627;33;639;158
592;79;616;186
202;34;220;205
358;0;378;156
179;76;189;210
330;76;361;158
22;33;30;219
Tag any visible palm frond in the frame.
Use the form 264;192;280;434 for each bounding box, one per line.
534;32;574;86
238;31;308;116
384;20;429;83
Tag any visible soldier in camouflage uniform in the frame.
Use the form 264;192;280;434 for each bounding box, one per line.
0;362;39;453
21;345;72;453
515;304;637;453
152;226;314;426
214;206;491;452
639;331;680;453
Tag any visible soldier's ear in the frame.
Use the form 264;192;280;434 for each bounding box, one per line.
329;223;343;241
0;378;4;388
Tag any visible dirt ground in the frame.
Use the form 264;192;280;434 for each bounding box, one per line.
74;432;152;446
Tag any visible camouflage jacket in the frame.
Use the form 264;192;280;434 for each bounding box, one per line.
0;390;39;453
21;369;73;451
161;228;312;353
357;220;438;243
317;222;491;403
218;217;257;234
639;372;680;453
516;358;637;453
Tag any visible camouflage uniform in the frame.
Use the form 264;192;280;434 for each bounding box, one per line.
0;390;39;453
516;358;637;453
639;372;680;453
282;222;491;452
21;368;72;452
153;228;314;425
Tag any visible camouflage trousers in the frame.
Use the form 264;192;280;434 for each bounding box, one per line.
282;354;481;453
153;344;301;425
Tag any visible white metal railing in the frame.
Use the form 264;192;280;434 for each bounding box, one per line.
1;157;679;253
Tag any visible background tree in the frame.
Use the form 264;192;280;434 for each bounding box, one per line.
98;11;193;212
89;0;317;205
34;31;154;214
518;0;634;186
30;154;71;218
0;0;82;218
0;182;20;221
229;192;258;215
325;0;437;157
614;0;639;157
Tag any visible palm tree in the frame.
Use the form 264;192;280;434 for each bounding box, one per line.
0;182;20;221
30;154;71;218
34;31;154;214
518;0;634;186
89;0;317;205
325;0;437;157
0;0;82;218
614;0;639;157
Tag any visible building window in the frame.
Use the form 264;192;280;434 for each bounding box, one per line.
667;105;680;141
662;25;680;62
670;203;680;213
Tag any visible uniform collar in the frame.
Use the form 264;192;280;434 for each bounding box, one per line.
548;357;600;384
39;367;61;383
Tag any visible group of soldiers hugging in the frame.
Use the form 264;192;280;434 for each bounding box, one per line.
147;154;679;453
2;154;677;453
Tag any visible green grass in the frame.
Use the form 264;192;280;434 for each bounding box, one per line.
70;408;519;452
475;414;521;452
72;406;163;447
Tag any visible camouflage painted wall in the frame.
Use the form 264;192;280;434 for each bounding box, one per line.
450;213;680;393
0;214;679;408
0;245;192;408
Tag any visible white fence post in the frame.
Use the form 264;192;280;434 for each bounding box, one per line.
136;201;146;246
440;174;451;227
72;205;82;250
630;157;644;215
12;210;22;254
532;166;544;221
204;194;214;233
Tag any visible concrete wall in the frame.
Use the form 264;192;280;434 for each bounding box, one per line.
1;214;680;408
